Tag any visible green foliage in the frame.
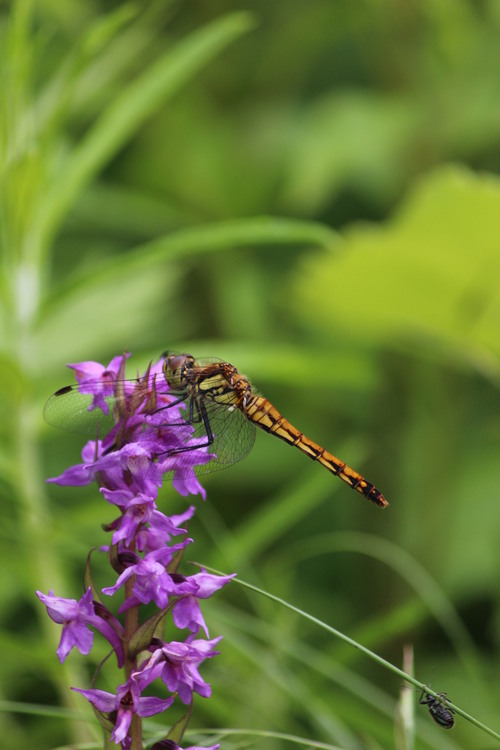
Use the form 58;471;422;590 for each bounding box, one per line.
1;1;500;749
290;166;500;366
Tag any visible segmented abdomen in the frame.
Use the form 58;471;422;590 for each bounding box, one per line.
244;395;388;508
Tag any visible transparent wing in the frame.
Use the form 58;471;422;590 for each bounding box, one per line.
44;380;256;477
43;379;148;436
178;399;256;474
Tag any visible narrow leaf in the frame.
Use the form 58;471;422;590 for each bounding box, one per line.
39;216;337;319
128;609;169;659
166;701;193;744
36;11;256;255
83;548;104;603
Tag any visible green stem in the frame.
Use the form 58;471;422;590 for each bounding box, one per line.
124;575;142;750
12;273;96;744
200;565;500;744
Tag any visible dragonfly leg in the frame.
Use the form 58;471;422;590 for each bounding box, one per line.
150;392;202;428
153;392;189;411
196;400;213;444
158;399;215;457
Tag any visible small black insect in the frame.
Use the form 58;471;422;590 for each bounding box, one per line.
419;689;455;729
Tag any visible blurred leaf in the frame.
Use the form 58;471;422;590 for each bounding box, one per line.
33;4;141;136
36;261;185;371
69;181;197;237
289;166;500;377
224;469;349;568
39;216;336;317
80;3;139;56
181;338;380;390
34;11;256;256
282;91;418;214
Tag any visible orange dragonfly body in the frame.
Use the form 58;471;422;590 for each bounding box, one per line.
163;354;388;508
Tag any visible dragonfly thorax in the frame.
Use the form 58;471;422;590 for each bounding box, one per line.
162;353;252;409
196;367;252;409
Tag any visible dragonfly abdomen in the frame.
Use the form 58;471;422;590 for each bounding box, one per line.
245;395;388;508
316;450;388;507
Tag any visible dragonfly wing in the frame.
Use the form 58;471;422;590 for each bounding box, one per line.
44;381;256;478
43;374;167;437
159;399;256;477
43;388;118;436
202;400;256;471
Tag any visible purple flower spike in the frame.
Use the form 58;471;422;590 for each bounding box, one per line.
42;353;232;749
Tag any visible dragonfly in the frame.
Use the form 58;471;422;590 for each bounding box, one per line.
44;353;388;508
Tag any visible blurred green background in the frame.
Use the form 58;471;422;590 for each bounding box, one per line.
2;1;500;749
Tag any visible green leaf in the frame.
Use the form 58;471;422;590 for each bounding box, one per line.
83;549;104;602
128;609;169;659
35;11;256;256
36;262;185;370
166;701;193;745
282;90;417;214
34;216;336;374
39;216;336;317
81;3;139;57
289;165;500;374
32;4;142;136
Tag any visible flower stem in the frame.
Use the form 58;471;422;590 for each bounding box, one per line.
124;576;142;749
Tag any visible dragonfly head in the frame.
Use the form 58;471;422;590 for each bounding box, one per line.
162;353;195;390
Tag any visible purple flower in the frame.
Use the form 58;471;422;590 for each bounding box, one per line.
187;570;236;599
36;589;94;662
136;505;196;554
102;550;197;611
138;432;211;500
101;488;157;545
68;354;128;414
139;636;222;704
172;571;236;636
36;588;124;665
73;676;173;747
87;442;164;495
100;488;192;548
47;440;104;487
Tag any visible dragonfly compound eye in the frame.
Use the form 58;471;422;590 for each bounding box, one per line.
163;354;198;392
166;355;187;371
